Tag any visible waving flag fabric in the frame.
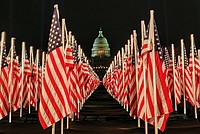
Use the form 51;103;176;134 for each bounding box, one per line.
38;5;72;129
0;43;9;120
137;16;173;132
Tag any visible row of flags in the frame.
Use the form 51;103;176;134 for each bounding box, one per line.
1;4;200;134
0;5;100;129
103;10;200;133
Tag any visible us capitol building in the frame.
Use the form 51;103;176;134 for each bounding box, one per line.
89;28;112;80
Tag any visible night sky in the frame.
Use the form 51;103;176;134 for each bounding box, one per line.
0;0;200;57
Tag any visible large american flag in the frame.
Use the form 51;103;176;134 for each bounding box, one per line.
38;6;72;129
137;19;173;132
0;43;9;120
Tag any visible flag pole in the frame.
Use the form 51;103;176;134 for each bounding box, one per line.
172;44;177;111
35;49;40;111
116;52;119;103
20;42;26;117
0;32;6;69
199;49;200;63
198;49;200;103
181;39;186;114
0;32;4;85
144;62;148;134
124;44;128;111
66;32;71;131
126;40;130;112
0;34;5;120
141;20;148;133
0;33;3;64
118;50;121;104
190;34;197;119
8;38;14;123
149;10;158;134
133;29;140;128
0;33;3;94
78;45;83;107
66;115;70;129
61;18;65;134
121;47;125;107
52;124;55;134
29;46;34;114
62;18;65;52
61;119;64;134
77;45;81;119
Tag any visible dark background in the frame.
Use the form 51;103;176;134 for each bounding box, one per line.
0;0;200;57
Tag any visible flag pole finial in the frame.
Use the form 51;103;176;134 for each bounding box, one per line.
54;4;58;9
1;31;6;42
150;10;154;21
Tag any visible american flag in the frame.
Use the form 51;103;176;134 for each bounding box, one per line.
68;40;81;114
116;54;123;102
192;44;200;108
123;56;131;106
20;50;34;108
128;54;137;118
85;65;99;98
137;24;149;125
172;51;181;105
78;55;85;102
188;42;200;108
189;43;200;73
80;57;90;99
32;56;42;109
7;44;21;112
184;47;194;106
137;18;173;132
111;70;117;98
38;5;72;129
103;70;111;93
164;47;173;94
0;43;9;119
164;47;181;105
72;42;82;103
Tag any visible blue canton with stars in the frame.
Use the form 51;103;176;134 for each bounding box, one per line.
1;43;8;68
145;20;164;61
47;7;62;54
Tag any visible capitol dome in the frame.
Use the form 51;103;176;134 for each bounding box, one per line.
91;28;110;58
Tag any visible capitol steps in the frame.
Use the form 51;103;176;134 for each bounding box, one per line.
80;84;133;121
